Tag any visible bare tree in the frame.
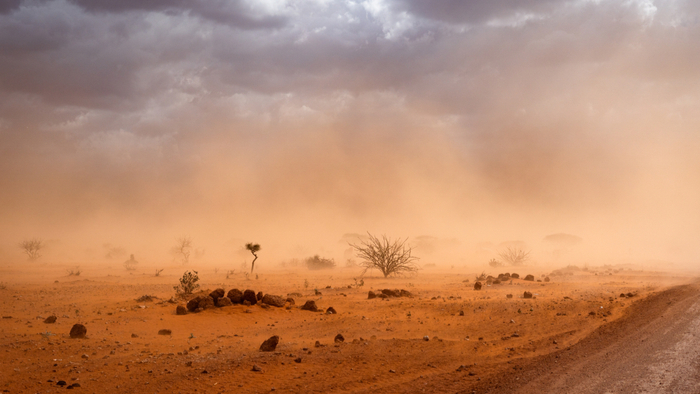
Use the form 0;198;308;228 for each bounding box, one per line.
246;243;261;274
19;238;43;260
173;236;192;265
498;247;530;266
349;233;419;278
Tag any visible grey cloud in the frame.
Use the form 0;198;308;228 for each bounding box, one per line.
390;0;563;25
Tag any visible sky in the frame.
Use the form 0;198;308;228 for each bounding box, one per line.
1;0;699;268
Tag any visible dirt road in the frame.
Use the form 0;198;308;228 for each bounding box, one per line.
470;282;700;393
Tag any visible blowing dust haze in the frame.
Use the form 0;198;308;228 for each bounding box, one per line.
1;0;699;269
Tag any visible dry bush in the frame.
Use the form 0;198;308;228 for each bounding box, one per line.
173;270;199;295
349;233;419;278
172;236;192;265
305;255;336;270
488;258;504;267
66;266;81;276
19;238;43;260
498;247;530;266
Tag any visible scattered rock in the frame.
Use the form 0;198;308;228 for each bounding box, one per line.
423;336;430;341
334;333;345;343
523;291;533;299
81;353;89;359
326;307;337;314
506;294;513;299
381;289;401;297
69;383;81;388
257;291;264;301
493;279;501;285
251;364;263;372
262;294;286;307
544;276;550;282
294;357;301;363
368;291;377;299
259;335;279;352
216;297;233;307
620;293;626;298
524;274;535;281
57;380;67;386
459;310;464;316
227;288;243;304
314;340;322;347
242;290;258;305
314;289;322;296
301;300;319;312
473;282;482;290
198;296;216;310
158;329;172;335
400;289;413;297
69;324;87;339
285;297;295;305
176;305;188;315
44;315;57;324
588;311;596;316
186;296;202;312
131;333;138;338
511;273;520;279
136;295;157;302
626;292;635;297
209;288;225;303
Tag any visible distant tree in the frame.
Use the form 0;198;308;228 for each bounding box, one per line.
305;255;336;270
123;254;138;271
488;258;504;268
349;233;419;278
173;236;192;265
246;243;261;274
498;247;530;266
19;238;43;260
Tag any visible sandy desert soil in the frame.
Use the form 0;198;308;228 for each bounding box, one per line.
0;264;695;393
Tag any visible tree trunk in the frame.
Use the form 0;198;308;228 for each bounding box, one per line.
250;253;258;274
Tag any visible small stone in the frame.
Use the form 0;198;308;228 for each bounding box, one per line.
158;329;172;335
473;282;482;290
294;357;301;363
176;305;187;315
523;291;533;299
423;336;429;341
459;310;464;316
57;380;67;386
506;294;513;299
44;315;57;324
251;364;262;372
368;291;377;299
69;324;87;339
131;333;138;338
81;354;89;359
334;333;345;343
326;307;337;314
260;335;279;352
301;300;319;312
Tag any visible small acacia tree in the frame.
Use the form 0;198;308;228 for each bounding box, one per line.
499;247;530;266
246;243;261;274
19;238;43;260
349;233;419;278
173;236;192;265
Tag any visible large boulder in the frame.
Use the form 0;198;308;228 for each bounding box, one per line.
523;291;533;299
242;290;257;305
226;289;243;304
399;289;413;298
44;316;57;324
260;335;279;352
209;288;225;303
524;274;535;281
69;324;87;339
381;289;401;297
186;296;202;312
474;281;482;290
511;273;520;279
256;291;264;301
216;297;233;307
301;300;319;311
368;291;377;299
176;305;188;315
198;296;216;310
262;294;285;307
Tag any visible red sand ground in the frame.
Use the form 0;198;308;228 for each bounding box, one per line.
0;264;693;393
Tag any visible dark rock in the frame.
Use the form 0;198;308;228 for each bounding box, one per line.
473;282;482;290
243;300;251;306
368;291;377;299
69;324;87;339
314;289;322;296
334;333;345;343
176;305;188;315
209;288;225;303
294;357;301;363
620;293;627;298
524;274;535;281
186;296;202;312
498;273;510;281
588;311;596;316
158;329;172;335
459;310;464;316
242;290;257;305
256;291;264;301
69;383;81;388
523;291;533;299
399;289;413;297
198;296;216;310
381;289;401;297
57;380;67;386
44;315;57;324
262;294;286;307
286;297;295;305
511;273;520;279
216;297;233;307
326;307;337;314
301;300;319;311
626;292;635;297
544;276;550;282
506;294;513;299
259;335;279;352
226;288;243;304
377;293;388;299
251;364;262;372
131;333;138;338
493;279;501;285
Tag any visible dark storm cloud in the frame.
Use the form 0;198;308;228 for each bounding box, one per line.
0;0;21;14
67;0;288;29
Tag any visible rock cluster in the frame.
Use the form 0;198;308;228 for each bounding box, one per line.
367;289;414;299
179;288;292;314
